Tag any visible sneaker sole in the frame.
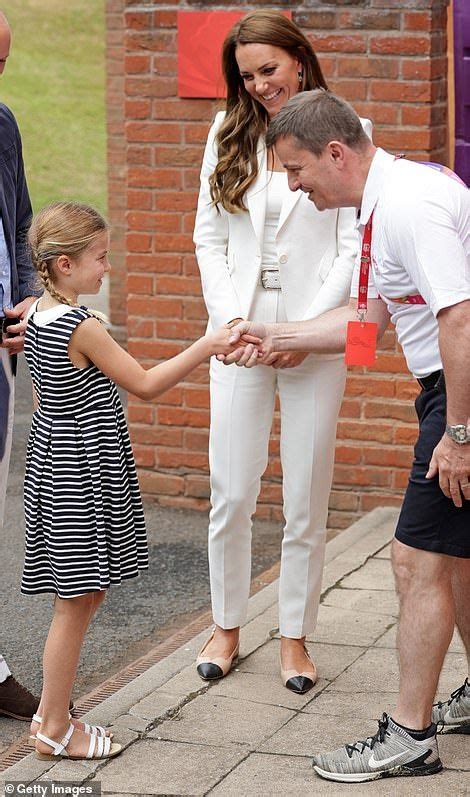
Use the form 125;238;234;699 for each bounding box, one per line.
313;760;443;783
439;722;470;735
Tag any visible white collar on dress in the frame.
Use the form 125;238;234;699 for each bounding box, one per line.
357;148;396;229
29;300;79;327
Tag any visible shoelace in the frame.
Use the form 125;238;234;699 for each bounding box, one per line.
434;679;469;710
345;713;389;758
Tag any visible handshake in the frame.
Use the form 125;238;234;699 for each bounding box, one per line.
207;320;309;370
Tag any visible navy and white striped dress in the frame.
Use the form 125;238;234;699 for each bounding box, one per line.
22;302;148;598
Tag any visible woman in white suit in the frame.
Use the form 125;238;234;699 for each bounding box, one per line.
194;10;372;692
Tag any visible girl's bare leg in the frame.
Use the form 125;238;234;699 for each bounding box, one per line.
35;591;107;756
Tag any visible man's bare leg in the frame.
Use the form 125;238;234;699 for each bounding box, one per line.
392;539;455;729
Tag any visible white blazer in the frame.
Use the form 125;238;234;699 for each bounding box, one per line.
194;111;373;330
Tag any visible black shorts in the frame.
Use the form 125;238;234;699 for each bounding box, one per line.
395;374;470;558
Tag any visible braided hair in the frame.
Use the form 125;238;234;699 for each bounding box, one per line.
29;201;108;319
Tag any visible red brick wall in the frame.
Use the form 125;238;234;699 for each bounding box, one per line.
107;0;450;527
106;0;127;339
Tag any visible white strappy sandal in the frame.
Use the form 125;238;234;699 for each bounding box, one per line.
35;722;122;761
29;713;112;743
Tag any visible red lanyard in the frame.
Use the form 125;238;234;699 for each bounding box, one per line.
357;211;373;321
358;207;425;316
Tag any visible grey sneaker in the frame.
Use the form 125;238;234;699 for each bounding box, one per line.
432;678;470;732
312;713;442;783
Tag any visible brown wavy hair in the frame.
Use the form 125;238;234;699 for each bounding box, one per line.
209;11;328;214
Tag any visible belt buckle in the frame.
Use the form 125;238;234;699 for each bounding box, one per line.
261;269;281;290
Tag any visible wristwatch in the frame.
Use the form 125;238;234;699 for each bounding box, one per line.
445;424;470;445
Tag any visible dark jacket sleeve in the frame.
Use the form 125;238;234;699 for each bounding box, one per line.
14;117;40;301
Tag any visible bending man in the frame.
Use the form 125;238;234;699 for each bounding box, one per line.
226;89;470;784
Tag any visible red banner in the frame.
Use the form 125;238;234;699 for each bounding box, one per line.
178;11;292;99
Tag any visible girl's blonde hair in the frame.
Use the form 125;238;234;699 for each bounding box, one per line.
210;10;328;214
29;201;108;320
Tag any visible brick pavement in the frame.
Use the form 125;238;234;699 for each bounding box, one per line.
3;508;468;795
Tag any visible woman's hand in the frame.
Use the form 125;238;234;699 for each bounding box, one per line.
260;351;309;369
215;320;270;367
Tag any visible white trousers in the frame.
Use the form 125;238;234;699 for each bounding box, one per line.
0;349;14;679
0;654;11;682
208;287;346;638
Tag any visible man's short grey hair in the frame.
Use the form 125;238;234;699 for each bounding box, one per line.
266;89;370;156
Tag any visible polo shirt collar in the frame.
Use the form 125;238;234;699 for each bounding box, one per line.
358;148;395;228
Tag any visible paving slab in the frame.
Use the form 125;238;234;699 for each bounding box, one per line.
302;690;399;719
330;647;467;696
210;669;330;710
37;761;95;783
258;713;373;757
4;507;466;796
375;542;392;559
129;689;189;722
340;557;396;591
210;753;316;796
148;692;295;748
323;587;399;617
319;511;396;594
323;509;397;565
236;638;365;682
98;738;249;795
306;604;396;647
1;755;55;785
112;713;149;733
438;731;470;771
209;752;469;796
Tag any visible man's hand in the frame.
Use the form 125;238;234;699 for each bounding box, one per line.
259;351;309;369
427;433;470;508
1;297;37;354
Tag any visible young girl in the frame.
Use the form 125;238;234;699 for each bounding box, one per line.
22;201;257;761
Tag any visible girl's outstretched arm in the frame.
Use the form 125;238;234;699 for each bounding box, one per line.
69;318;259;400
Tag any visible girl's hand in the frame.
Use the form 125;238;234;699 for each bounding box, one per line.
207;325;261;357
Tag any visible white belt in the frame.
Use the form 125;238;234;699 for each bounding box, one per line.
260;268;281;290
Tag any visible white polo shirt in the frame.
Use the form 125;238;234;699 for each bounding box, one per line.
350;148;470;377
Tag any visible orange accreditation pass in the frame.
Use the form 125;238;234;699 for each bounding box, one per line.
345;321;378;366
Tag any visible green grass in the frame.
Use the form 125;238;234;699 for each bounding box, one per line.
0;0;106;214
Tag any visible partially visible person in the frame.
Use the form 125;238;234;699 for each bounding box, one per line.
23;201;252;761
1;356;39;721
193;9;372;692
0;357;8;458
228;89;470;783
0;8;42;723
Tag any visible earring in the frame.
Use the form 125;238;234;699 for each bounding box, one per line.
298;71;303;83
